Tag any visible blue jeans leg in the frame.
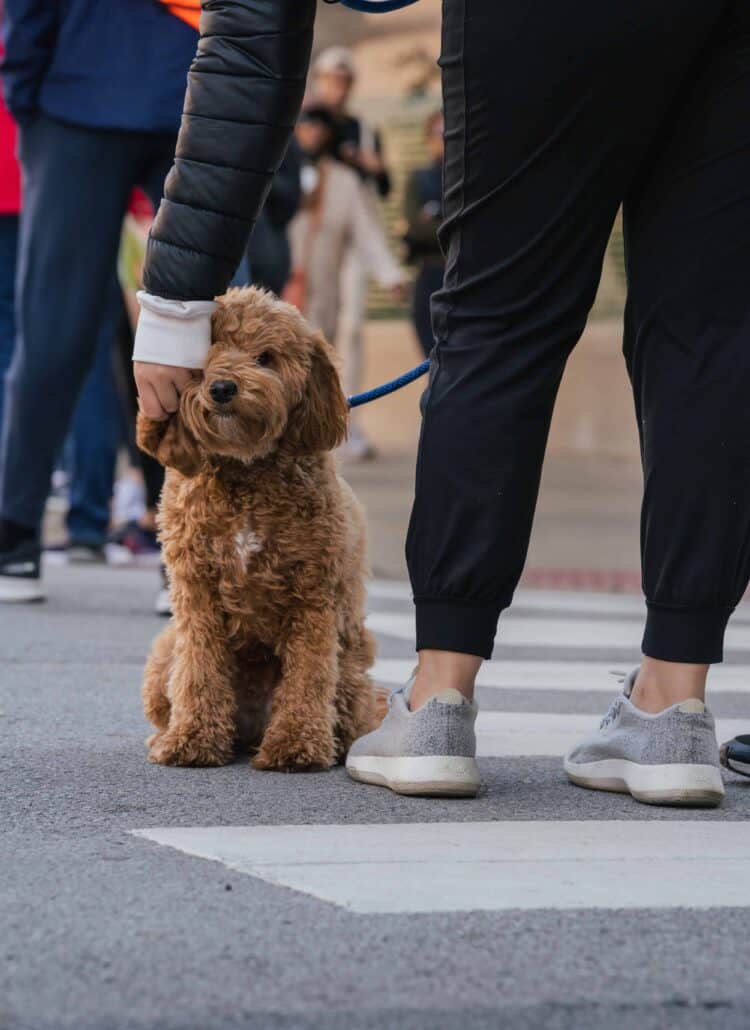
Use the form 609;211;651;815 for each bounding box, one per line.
0;117;138;530
230;252;251;288
0;214;19;433
65;282;122;547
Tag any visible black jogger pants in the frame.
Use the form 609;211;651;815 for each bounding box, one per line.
406;0;750;664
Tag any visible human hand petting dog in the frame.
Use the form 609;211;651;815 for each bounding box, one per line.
132;291;216;418
134;362;200;421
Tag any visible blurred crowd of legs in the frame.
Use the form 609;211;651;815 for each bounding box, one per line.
0;2;443;609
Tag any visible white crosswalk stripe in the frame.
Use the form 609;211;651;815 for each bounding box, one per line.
134;582;750;915
135;821;750;914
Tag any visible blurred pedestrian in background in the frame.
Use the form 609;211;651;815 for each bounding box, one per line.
288;104;404;460
51;280;125;564
403;109;444;358
246;141;302;297
313;46;391;200
0;0;18;435
312;46;393;461
108;188;167;569
0;0;200;602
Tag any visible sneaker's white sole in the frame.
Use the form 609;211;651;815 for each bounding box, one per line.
564;756;725;807
346;755;480;797
0;579;44;603
727;758;750;777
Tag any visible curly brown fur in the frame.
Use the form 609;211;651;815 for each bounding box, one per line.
138;287;382;771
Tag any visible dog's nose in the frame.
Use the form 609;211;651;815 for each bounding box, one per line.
209;380;238;405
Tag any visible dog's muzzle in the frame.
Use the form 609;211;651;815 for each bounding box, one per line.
209;380;238;406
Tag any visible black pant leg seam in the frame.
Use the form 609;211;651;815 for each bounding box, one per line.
406;0;467;588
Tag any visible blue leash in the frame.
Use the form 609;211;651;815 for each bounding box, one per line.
347;360;430;409
332;0;421;11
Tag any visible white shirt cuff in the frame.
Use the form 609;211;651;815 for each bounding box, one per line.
132;291;217;369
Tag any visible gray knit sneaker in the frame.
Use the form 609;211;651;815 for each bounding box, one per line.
346;678;480;797
564;668;725;807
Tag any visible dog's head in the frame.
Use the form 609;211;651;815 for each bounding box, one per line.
138;288;349;475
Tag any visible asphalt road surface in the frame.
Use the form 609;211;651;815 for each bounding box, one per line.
2;564;749;1030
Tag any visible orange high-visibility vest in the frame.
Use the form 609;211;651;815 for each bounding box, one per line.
158;0;201;30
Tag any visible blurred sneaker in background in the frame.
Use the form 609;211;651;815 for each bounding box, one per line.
337;423;377;464
45;468;70;515
107;520;161;566
155;564;171;616
44;539;106;565
721;735;750;779
112;473;146;527
0;520;44;602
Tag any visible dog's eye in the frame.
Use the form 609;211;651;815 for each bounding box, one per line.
256;352;272;367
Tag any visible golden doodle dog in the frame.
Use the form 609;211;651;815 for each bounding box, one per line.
137;287;384;771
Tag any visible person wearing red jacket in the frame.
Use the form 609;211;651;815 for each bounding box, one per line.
0;9;19;433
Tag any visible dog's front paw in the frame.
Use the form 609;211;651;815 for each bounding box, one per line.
252;720;335;772
148;727;233;767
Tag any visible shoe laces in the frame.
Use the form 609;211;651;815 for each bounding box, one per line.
599;698;622;730
599;670;628;730
389;668;418;709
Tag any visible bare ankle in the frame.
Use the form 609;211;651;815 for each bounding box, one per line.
410;650;482;710
630;657;709;714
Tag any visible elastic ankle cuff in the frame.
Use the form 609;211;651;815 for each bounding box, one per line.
415;598;502;660
642;603;733;664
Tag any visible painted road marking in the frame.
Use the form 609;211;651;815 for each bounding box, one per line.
133;821;750;914
371;659;750;694
367;611;750;651
473;712;744;757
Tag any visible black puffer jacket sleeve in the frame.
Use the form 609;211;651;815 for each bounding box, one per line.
143;0;317;302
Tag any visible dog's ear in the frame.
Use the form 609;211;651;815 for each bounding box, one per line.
290;333;349;454
136;413;202;477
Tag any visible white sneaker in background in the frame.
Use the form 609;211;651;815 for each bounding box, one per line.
0;538;44;602
45;469;70;515
154;565;172;616
337;424;377;464
154;587;171;616
112;474;146;527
